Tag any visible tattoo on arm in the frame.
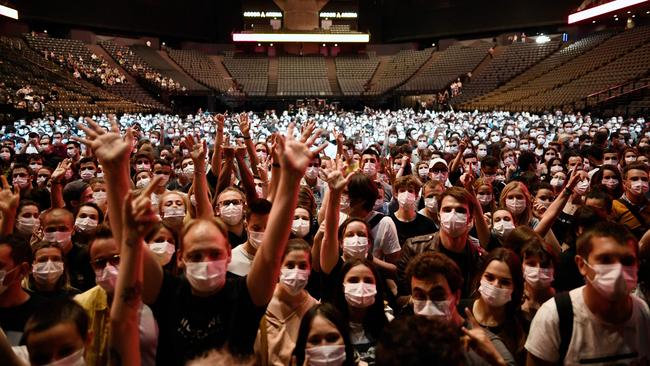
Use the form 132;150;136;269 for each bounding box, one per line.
121;281;143;306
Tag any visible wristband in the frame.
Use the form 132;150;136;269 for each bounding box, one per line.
243;136;251;140
562;189;572;197
272;163;280;168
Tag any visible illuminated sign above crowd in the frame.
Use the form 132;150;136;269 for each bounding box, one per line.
0;4;18;20
319;12;358;18
232;32;370;43
243;11;283;18
568;0;648;23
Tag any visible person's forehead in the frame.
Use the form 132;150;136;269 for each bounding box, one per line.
44;213;73;226
77;206;98;216
440;195;466;208
35;247;62;258
485;260;512;279
90;238;119;259
411;273;451;293
218;190;242;203
589;236;635;259
344;264;374;280
13;167;29;175
627;169;648;178
183;223;228;252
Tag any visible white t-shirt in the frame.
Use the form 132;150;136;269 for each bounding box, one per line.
227;245;255;277
525;286;650;365
366;212;401;258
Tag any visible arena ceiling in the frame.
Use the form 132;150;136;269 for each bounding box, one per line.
14;0;577;43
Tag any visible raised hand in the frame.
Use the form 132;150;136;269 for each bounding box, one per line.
235;146;247;160
0;176;19;217
239;112;250;138
51;158;71;183
75;117;133;168
325;157;352;192
185;135;207;166
461;308;507;366
300;119;316;143
565;166;583;191
215;113;225;130
122;176;162;242
276;123;327;176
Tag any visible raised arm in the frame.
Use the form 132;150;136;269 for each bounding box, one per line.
247;124;326;306
239;113;259;171
75;117;163;304
534;167;580;252
216;147;235;196
210;114;225;178
267;137;281;202
234;146;258;203
321;161;349;274
464;169;490;248
49;159;71;209
0;177;19;236
110;179;160;366
186;136;213;219
449;139;468;174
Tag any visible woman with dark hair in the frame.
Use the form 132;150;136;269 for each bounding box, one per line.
256;239;318;366
23;241;80;299
332;258;388;365
292;303;360;366
590;164;623;199
14;200;40;240
462;248;526;360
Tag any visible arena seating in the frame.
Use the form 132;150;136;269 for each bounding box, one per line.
222;52;269;96
365;48;434;95
166;49;240;95
130;45;208;93
335;53;380;96
398;42;491;93
451;41;562;104
277;56;332;97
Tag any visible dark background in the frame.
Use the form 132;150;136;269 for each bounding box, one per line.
15;0;578;43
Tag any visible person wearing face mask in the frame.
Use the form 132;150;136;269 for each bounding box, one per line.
134;170;153;190
419;180;445;229
144;223;179;273
254;240;318;366
65;142;81;163
0;236;50;347
389;176;435;246
291;206;313;240
302;156;326;209
399;187;486;298
292;303;359;366
228;199;272;277
132;150;153;173
611;162;650;240
361;149;393;204
332;259;388;365
15;299;92;366
397;252;516;366
78;158;98;182
519;240;557;322
23;242;80;299
429;158;451;188
525;222;650;366
73;203;103;245
216;187;248;247
73;227;159;366
159;191;188;233
591;165;623;199
460;248;526;361
10;164;48;210
13;201;40;240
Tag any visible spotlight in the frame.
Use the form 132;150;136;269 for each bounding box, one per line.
269;43;273;47
257;43;261;47
536;35;551;44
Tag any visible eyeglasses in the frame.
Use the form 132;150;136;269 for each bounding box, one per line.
220;199;243;206
91;254;120;269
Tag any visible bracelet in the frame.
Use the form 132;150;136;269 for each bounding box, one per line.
562;189;572;197
272;163;280;168
243;136;251;140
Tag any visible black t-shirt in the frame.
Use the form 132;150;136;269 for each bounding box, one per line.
228;230;248;249
439;244;476;298
0;291;49;345
151;273;266;365
389;213;436;246
554;246;585;292
67;242;96;292
551;211;574;246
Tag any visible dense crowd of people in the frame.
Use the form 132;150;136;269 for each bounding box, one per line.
0;107;648;366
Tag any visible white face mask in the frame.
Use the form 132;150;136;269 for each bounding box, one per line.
136;178;151;189
584;261;637;300
523;265;554;289
549;166;563;174
424;197;438;212
16;217;40;236
342;235;369;259
163;206;185;226
291;219;310;238
412;299;451;320
431;171;448;183
492;220;515;238
602;178;618;190
477;149;487;159
75;217;98;233
136;163;151;172
417;141;427;150
147;241;175;266
32;260;65;285
248;230;264;249
43;347;86;366
362;162;376;176
478;279;512;307
80;170;95;180
305;167;319;180
279;267;310;295
95;264;119;294
304;345;346;366
92;191;107;205
43;231;72;248
220;203;244;226
184;259;228;293
344;282;377;308
477;194;492;206
13;176;30;189
397;191;417;210
418;167;429;178
440;210;468;238
550;178;564;188
182;164;195;177
573;180;590;196
629;180;649;196
505;198;526;215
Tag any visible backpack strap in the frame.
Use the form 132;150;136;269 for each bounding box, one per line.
616;198;649;232
554;292;574;361
368;212;385;229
